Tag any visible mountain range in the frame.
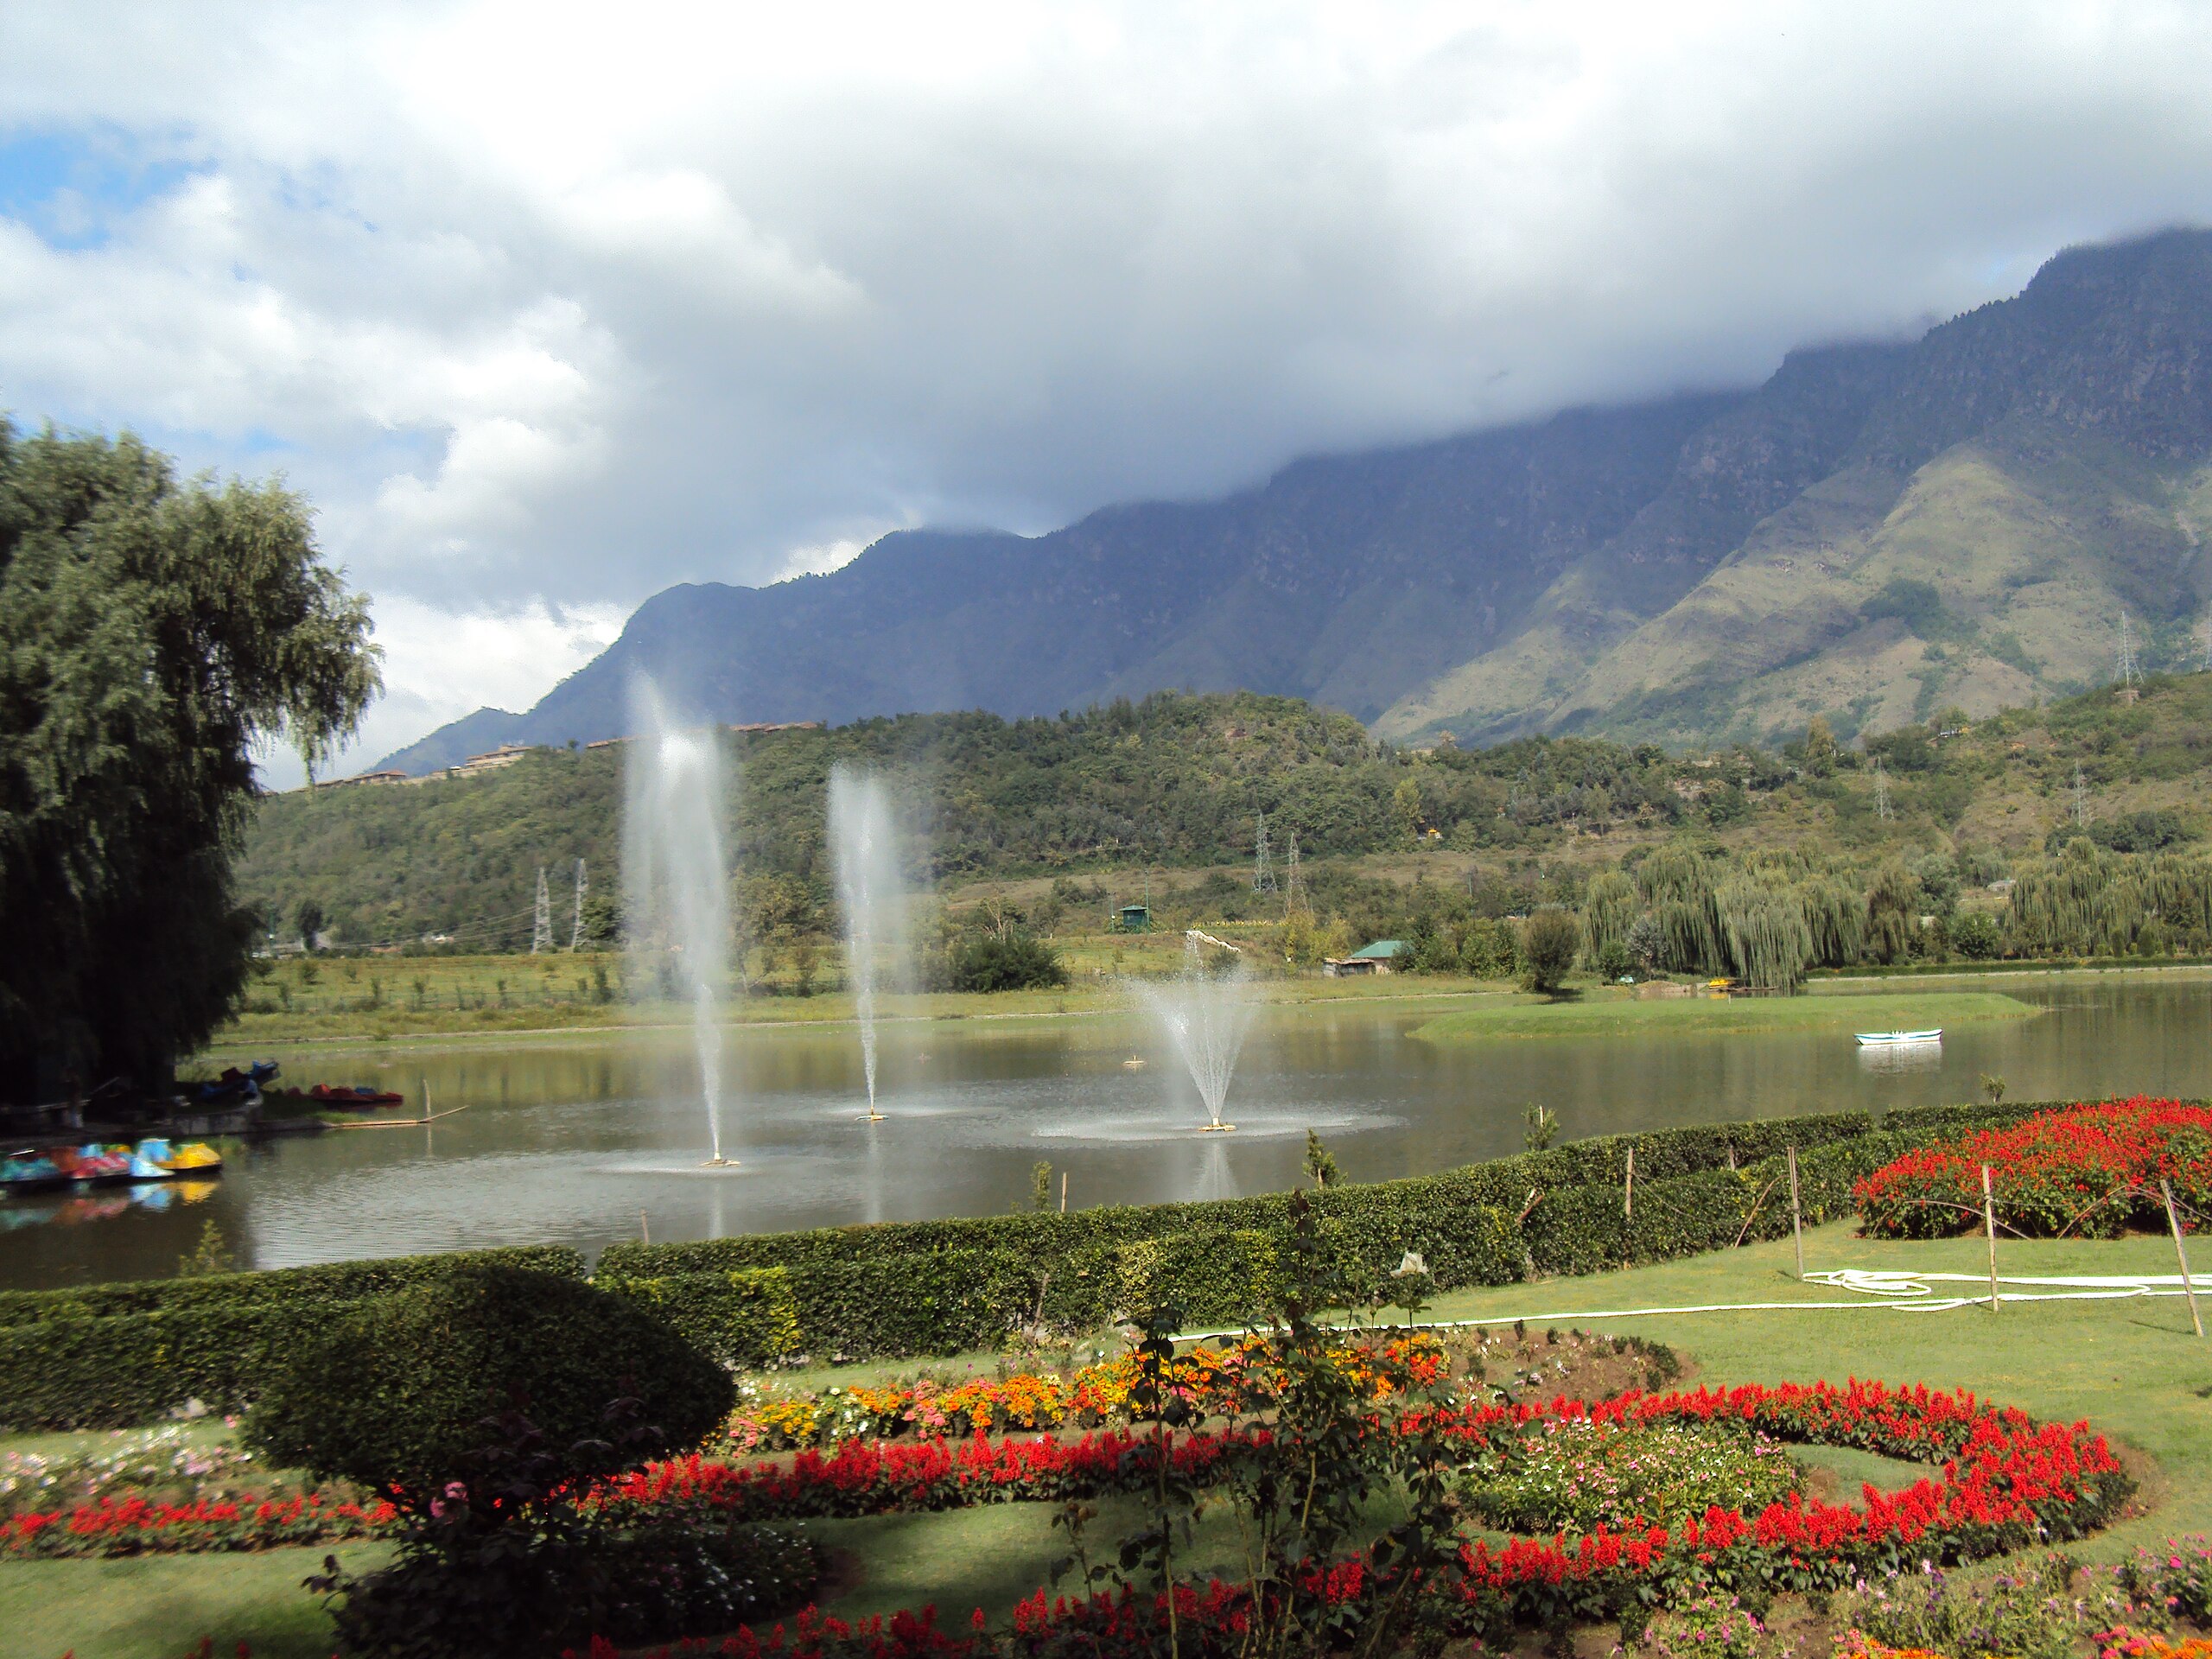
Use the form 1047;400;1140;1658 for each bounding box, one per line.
378;228;2212;775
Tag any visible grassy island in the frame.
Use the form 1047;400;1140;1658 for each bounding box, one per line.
1411;987;2040;1042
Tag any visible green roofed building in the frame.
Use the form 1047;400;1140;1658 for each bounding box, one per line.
1324;939;1405;977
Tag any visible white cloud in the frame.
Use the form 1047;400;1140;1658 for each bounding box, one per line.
4;0;2212;756
255;595;626;789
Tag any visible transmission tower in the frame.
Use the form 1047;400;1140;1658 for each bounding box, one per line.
1252;811;1275;893
1283;830;1306;917
531;865;554;954
2073;760;2091;830
2117;612;2139;687
569;858;587;951
1872;759;1893;823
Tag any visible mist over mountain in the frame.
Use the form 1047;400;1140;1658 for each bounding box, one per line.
378;229;2212;775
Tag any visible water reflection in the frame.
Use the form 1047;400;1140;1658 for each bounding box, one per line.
3;975;2209;1288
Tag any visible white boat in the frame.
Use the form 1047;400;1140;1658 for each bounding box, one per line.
1854;1028;1942;1047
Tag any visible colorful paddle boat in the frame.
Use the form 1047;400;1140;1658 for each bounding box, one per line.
126;1138;224;1181
0;1149;73;1197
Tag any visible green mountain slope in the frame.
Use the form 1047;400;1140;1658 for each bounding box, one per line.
1378;230;2212;747
247;671;2212;952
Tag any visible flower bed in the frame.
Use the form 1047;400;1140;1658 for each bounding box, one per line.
3;1376;2126;1605
715;1334;1448;1452
1856;1096;2212;1239
0;1489;397;1557
1455;1415;1800;1535
613;1379;2130;1620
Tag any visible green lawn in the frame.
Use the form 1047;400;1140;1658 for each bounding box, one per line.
1412;988;2040;1042
10;1221;2207;1656
0;1544;389;1659
197;950;1509;1056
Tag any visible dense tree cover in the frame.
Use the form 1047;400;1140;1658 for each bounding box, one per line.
239;671;2212;989
240;691;1732;949
0;423;377;1099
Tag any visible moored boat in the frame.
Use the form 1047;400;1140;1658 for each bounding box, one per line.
1853;1028;1942;1046
126;1138;224;1180
70;1144;136;1187
0;1150;73;1196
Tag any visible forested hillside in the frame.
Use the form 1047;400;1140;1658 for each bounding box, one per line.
245;673;2212;956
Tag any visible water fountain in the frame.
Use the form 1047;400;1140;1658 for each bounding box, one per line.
623;677;737;1166
829;766;908;1122
1133;934;1256;1131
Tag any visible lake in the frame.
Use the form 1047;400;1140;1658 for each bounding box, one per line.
3;972;2206;1289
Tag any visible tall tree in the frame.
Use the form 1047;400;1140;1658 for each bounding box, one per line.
0;423;378;1100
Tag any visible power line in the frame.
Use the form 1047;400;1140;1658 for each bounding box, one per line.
1252;810;1275;893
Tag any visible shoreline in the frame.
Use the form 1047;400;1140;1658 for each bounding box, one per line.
194;959;2211;1061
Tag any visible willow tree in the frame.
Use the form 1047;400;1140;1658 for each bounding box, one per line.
1796;877;1866;968
1865;861;1921;964
0;423;378;1101
2011;840;2212;957
1581;869;1638;961
1717;880;1814;991
1635;847;1725;974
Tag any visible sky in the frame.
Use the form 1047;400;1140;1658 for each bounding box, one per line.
3;3;2212;784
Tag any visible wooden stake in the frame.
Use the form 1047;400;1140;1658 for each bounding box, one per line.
1982;1164;2000;1313
1060;1171;1068;1214
1624;1147;1634;1219
1787;1147;1805;1281
2163;1179;2203;1338
641;1209;651;1246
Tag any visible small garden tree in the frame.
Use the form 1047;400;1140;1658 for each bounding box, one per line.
1518;906;1580;995
249;1266;805;1657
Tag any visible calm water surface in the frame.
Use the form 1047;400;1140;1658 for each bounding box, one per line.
4;976;2206;1288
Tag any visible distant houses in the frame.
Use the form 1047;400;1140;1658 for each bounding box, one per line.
312;721;824;793
1323;939;1406;976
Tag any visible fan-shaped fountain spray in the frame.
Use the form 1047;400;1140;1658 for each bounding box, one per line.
829;767;909;1122
1133;934;1255;1131
623;678;736;1166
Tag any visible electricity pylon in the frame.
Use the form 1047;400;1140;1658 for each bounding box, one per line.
1873;759;1893;823
1283;830;1306;918
2118;612;2139;687
2073;760;2090;829
569;859;587;951
531;865;553;954
1252;811;1275;893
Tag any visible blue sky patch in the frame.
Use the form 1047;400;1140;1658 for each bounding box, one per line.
0;128;198;250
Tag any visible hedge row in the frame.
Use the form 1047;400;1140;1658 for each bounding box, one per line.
591;1115;1996;1361
0;1244;585;1328
0;1100;2069;1427
0;1246;587;1431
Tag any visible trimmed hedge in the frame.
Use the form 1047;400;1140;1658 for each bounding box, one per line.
591;1102;2071;1361
0;1247;587;1431
0;1244;586;1328
0;1098;2113;1426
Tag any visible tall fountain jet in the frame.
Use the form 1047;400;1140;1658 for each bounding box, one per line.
1135;935;1256;1131
829;766;908;1122
624;678;736;1165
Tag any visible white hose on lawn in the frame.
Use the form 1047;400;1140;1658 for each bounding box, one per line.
1167;1268;2211;1343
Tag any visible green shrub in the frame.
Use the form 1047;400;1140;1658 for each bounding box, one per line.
0;1246;588;1431
1518;907;1580;993
0;1244;585;1328
931;931;1067;992
245;1265;731;1504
